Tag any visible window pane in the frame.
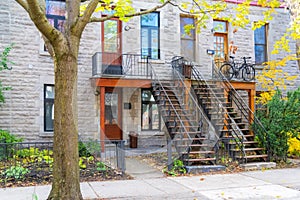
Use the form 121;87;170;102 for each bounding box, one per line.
141;28;149;57
105;93;118;124
180;17;195;39
151;104;159;130
104;20;118;53
151;29;159;59
45;101;54;131
181;40;195;61
142;104;149;129
142;90;152;101
46;0;65;16
213;21;227;33
254;26;266;44
141;13;159;27
45;85;55;99
255;45;266;64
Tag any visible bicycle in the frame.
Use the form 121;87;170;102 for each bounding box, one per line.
219;56;255;81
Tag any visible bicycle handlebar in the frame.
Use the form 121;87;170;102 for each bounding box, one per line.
241;57;251;60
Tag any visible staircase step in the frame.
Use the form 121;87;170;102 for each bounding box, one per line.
185;165;226;173
182;151;215;154
230;147;265;152
235;154;268;159
183;157;216;162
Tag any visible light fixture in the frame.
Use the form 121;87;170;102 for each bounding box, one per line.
94;88;100;96
124;25;131;31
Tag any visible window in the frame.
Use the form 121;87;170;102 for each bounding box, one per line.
213;20;228;61
254;24;268;64
141;12;160;59
44;0;66;51
44;85;55;132
141;90;160;130
180;16;195;61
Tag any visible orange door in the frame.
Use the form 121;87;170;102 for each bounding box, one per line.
104;88;122;140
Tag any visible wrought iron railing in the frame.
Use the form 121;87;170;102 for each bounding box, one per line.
212;63;270;161
92;52;150;78
192;65;247;162
0;140;126;186
170;56;247;162
171;59;220;153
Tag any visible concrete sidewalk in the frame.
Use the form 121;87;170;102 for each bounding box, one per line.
1;167;300;200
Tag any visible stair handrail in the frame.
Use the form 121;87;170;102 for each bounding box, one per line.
170;63;221;161
212;63;270;160
150;63;193;151
191;65;247;161
171;64;220;142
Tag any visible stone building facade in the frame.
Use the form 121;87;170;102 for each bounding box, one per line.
0;0;299;143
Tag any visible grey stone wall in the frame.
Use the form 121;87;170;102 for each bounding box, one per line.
0;0;298;141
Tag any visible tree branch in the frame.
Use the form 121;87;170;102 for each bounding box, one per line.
66;0;81;33
15;0;29;11
89;0;172;23
25;0;66;54
76;0;99;35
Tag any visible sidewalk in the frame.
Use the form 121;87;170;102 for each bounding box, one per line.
1;165;300;199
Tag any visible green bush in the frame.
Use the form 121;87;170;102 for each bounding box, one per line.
0;130;23;143
255;88;300;162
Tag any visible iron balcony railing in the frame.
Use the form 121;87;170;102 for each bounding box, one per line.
92;52;151;78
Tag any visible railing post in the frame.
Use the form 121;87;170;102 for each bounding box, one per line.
116;140;126;175
167;137;173;171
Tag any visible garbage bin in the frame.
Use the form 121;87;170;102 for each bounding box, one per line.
129;131;138;148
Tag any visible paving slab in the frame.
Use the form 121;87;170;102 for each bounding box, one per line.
241;168;300;187
89;179;166;199
199;184;300;200
169;173;271;191
125;157;164;179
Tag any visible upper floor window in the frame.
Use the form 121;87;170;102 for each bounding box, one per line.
44;84;55;132
141;12;160;59
43;0;66;51
254;24;268;64
46;0;65;31
213;20;228;61
180;16;195;61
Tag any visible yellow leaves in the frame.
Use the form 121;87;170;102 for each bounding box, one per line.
256;55;299;105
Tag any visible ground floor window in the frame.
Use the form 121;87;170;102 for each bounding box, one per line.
141;89;160;130
44;84;55;132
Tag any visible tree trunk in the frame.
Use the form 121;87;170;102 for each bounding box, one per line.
47;51;82;200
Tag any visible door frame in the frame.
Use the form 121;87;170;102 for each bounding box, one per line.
100;87;123;141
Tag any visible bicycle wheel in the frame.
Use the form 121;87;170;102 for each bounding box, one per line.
242;64;255;81
220;63;234;80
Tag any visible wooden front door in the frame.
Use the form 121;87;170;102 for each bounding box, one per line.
104;88;122;140
101;18;122;74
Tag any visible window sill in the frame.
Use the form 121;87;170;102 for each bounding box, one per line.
39;132;54;138
149;60;165;64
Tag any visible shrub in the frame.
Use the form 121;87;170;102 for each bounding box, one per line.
255;88;300;162
288;137;300;158
3;165;30;180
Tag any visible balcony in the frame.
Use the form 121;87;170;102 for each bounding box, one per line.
92;52;151;78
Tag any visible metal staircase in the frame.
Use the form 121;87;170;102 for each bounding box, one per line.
151;63;222;171
191;61;269;164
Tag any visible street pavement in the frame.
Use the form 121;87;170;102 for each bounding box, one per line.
1;158;300;200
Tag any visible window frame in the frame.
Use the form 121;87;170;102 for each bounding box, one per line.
213;20;228;61
180;15;196;61
254;23;268;64
44;84;55;132
41;0;66;52
141;89;161;131
140;12;160;59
